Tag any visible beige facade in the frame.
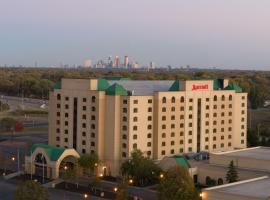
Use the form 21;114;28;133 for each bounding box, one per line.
49;78;247;176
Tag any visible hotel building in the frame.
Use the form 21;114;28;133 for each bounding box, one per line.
48;78;247;176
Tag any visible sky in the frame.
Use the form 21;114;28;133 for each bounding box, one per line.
0;0;270;70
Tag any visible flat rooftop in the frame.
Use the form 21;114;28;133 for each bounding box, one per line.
204;176;270;199
213;147;270;161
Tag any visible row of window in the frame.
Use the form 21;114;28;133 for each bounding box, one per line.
57;94;96;103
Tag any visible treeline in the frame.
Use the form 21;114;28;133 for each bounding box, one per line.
0;67;269;108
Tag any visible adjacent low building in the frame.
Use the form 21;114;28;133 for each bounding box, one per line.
48;77;247;176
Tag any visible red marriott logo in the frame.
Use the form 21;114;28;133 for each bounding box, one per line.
192;84;208;91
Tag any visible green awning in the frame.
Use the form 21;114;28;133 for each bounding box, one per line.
29;144;65;161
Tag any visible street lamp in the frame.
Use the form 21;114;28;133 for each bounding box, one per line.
11;156;15;161
159;173;164;179
128;179;133;184
64;166;68;170
114;187;118;192
83;194;88;199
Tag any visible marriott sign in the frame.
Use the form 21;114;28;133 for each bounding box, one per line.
192;84;208;91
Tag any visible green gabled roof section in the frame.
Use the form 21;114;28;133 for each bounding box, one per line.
29;143;65;161
224;83;242;93
102;77;131;81
169;80;180;91
214;79;224;90
105;83;128;96
97;79;110;91
54;82;62;89
173;155;191;168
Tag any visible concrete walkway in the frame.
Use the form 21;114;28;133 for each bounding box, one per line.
43;178;64;188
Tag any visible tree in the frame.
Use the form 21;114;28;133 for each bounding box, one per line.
226;160;238;183
14;180;49;200
158;166;198;200
0;117;17;132
121;149;162;186
61;164;81;189
78;153;99;176
116;181;128;200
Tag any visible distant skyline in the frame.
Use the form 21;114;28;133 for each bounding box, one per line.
1;0;270;70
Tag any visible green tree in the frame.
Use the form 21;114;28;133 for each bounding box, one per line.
116;181;128;200
78;153;99;176
0;117;17;131
121;149;162;186
158;166;198;200
61;164;81;189
226;160;239;183
14;180;49;200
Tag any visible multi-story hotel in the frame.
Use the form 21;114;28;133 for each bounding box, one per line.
48;78;247;176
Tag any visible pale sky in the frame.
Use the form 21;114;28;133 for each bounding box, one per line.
1;0;270;70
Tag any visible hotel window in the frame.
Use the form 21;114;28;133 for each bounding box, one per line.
180;107;184;111
189;114;192;119
213;113;217;117
57;94;61;100
133;135;137;139
241;117;245;122
162;116;166;121
221;128;224;132
91;132;95;138
82;106;86;111
162;107;166;112
122;134;127;139
171;149;175;154
189;99;193;103
147;151;151;156
64;129;68;134
82;149;86;154
171;97;176;103
205;145;209;150
133;126;137;131
221;105;225;109
133;108;138;113
213;121;217;125
221;135;224;140
161;150;166;155
189;123;192;127
65;121;68;126
148;125;152;130
162;97;166;104
180;131;184;136
180;140;184;144
171;107;175;112
91;124;95;129
180;97;185;103
57;104;61;108
241;125;245;129
148;107;152;112
228;142;232;147
205;129;209;134
229;112;232;116
82;140;86;145
148;116;152;121
221;95;225;101
82;123;86;128
133;117;138;122
171;132;175;137
189;106;193;111
65;113;68;118
179;148;184;153
91;142;95;146
162;125;166;129
228;135;232;139
228;127;232;131
180;123;184;128
83;98;87;102
221;143;224;148
206;105;210;110
57;120;60;125
213;144;216;149
188;147;192;152
162;142;166;146
171;124;175;129
241;110;245;114
148;99;152;103
241;132;245;136
180;115;184;119
162;133;166;138
214;95;217;101
57;112;60;117
188;139;192;144
122;152;126;158
56;137;60;141
242;96;245;100
221;112;225;117
213;128;217;133
82;114;86;120
91;96;96;103
205;137;209;142
123;108;127;113
213;105;217;109
122;143;127;148
64;138;68;142
92;106;96;112
229;104;232;108
229;95;232;101
82;132;86;137
205;121;209;126
56;128;60;133
221;120;224;125
242;103;245;107
65;97;69;101
206;113;209;118
229;119;232;124
123;99;127;104
241;140;245;144
133;100;138;104
171;115;175;120
147;142;151;147
91;115;95;120
206;98;210;102
189;130;192;135
147;133;152;138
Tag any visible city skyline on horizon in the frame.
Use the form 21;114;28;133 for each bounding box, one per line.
1;0;270;70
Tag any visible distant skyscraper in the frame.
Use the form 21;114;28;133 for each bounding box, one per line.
150;61;155;69
114;56;120;68
124;56;129;68
84;59;92;68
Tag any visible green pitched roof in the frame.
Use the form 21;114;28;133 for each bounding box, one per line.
97;79;110;91
30;144;65;161
102;77;131;81
214;79;225;90
54;82;62;89
105;83;128;96
224;83;242;93
169;80;180;91
173;155;191;168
